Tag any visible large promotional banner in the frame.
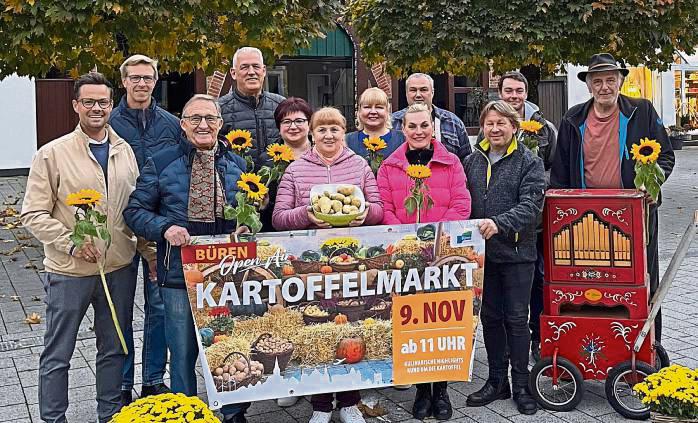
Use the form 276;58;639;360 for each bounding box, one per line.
181;220;485;409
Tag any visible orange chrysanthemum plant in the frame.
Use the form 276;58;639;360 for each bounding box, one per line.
404;164;433;223
519;120;544;156
66;189;128;354
631;138;665;202
363;136;387;174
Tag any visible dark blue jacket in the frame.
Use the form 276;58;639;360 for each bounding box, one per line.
345;129;405;161
109;96;181;170
124;137;246;288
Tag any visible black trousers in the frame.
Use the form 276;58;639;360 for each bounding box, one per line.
647;205;662;342
529;234;545;344
482;260;534;387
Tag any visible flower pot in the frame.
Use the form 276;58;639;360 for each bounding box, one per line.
651;412;698;423
670;134;689;151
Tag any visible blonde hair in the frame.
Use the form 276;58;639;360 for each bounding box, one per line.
479;100;520;130
310;107;346;131
357;87;392;130
120;54;158;80
403;103;432;127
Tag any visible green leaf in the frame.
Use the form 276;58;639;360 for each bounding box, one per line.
76;219;98;237
652;163;666;184
404;196;418;214
70;233;84;249
223;204;236;220
98;227;111;246
95;212;107;224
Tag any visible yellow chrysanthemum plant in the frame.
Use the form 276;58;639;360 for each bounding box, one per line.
633;364;698;420
404;164;434;223
223;173;269;234
110;393;220;423
225;129;254;172
257;143;295;186
631;138;666;203
66;189;128;354
363;136;388;174
519;120;544;156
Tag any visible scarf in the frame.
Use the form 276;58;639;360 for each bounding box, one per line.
188;145;226;223
406;146;434;166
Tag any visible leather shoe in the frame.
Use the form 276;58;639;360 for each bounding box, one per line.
121;389;132;407
513;387;538;415
466;379;511;407
431;382;453;420
531;342;541;362
412;383;432;420
141;382;171;398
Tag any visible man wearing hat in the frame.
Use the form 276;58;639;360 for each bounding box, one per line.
551;53;675;341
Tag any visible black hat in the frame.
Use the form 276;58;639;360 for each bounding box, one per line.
577;53;630;82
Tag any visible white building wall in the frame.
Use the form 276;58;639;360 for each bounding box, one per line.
0;75;37;170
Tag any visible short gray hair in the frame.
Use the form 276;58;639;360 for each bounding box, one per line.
120;54;158;80
406;73;434;91
479;100;520;130
232;47;264;68
182;94;221;116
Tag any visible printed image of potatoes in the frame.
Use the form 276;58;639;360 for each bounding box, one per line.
311;185;362;215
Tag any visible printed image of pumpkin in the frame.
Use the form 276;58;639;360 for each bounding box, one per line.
334;314;348;325
282;265;295;276
184;269;205;286
320;265;333;274
336;337;366;364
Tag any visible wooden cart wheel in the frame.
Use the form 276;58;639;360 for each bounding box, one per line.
529;357;584;412
605;360;654;420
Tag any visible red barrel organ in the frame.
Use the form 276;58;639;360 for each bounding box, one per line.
531;189;657;418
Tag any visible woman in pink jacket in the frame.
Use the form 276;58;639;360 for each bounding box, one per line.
376;103;471;421
272;107;381;423
273;107;383;231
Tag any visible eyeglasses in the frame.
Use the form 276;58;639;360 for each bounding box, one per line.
182;115;221;126
280;118;308;128
127;75;156;84
77;98;112;109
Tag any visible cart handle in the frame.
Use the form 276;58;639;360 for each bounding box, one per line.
633;210;698;352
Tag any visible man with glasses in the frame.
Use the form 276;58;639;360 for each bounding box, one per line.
124;94;251;423
552;53;675;342
22;72;155;423
219;47;285;171
110;54;179;405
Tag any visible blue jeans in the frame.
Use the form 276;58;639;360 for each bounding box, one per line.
122;256;167;390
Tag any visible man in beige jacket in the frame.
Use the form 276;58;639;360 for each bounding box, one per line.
21;72;155;423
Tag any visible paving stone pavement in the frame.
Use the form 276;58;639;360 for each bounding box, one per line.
0;148;697;422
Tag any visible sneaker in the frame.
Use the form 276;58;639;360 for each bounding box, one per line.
121;389;132;407
339;405;366;423
141;382;171;397
277;396;300;407
223;413;247;423
309;411;332;423
394;384;412;390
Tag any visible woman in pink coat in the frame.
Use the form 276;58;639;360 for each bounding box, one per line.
376;103;471;421
273;107;383;231
377;103;471;225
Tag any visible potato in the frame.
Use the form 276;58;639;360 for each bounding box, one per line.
214;367;224;376
222;364;230;373
311;194;320;204
351;198;362;208
342;196;352;205
342;204;353;214
331;193;346;202
318;196;332;214
323;191;331;198
234;361;246;372
233;373;246;383
222;373;230;382
331;200;342;212
348;205;359;213
312;204;321;213
337;185;355;196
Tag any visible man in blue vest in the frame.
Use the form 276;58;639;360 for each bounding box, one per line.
110;54;180;405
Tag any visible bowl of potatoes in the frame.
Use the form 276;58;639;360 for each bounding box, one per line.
310;184;365;227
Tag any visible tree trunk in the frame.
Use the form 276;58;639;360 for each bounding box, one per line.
520;64;541;105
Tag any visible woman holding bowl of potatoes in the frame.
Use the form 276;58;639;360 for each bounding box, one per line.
272;106;383;231
271;107;381;423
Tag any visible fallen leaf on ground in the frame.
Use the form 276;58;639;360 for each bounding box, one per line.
358;401;388;417
2;198;19;205
10;295;19;301
0;207;18;218
31;295;41;301
25;313;41;324
23;263;36;269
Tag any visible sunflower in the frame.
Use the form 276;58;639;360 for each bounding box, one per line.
363;136;387;152
520;120;544;134
65;189;102;207
237;172;268;202
631;138;661;165
406;164;432;180
267;144;294;162
225;129;253;151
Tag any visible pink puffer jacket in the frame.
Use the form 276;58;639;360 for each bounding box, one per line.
272;147;383;230
377;139;471;224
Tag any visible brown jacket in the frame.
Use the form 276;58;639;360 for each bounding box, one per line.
21;124;155;277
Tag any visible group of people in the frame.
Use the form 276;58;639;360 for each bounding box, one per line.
20;46;674;423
